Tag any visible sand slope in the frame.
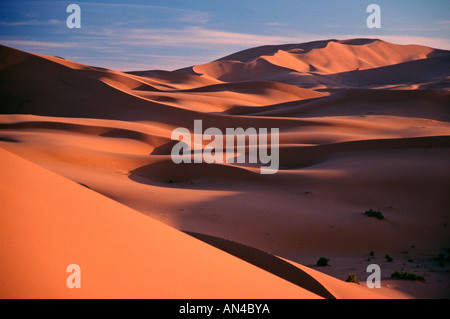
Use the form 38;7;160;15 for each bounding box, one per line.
1;39;449;298
0;148;324;299
0;147;392;299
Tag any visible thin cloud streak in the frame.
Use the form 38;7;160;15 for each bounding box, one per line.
0;19;61;26
79;26;450;51
81;2;180;10
82;2;211;22
92;26;302;48
177;12;210;24
0;40;81;48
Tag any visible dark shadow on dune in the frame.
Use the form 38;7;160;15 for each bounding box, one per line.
0;122;168;150
150;140;179;155
248;88;450;121
129;135;450;189
279;136;450;169
176;80;300;94
338;38;380;46
0;121;103;134
77;182;92;190
100;128;144;140
0;121;151;138
225;96;325;116
184;231;335;299
324;55;450;89
0;136;20;143
426;48;450;58
129;160;267;190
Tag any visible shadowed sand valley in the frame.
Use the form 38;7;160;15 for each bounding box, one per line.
1;39;449;298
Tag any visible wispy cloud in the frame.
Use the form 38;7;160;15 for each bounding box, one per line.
0;39;80;48
263;22;290;27
0;39;113;54
97;26;301;48
82;2;210;24
0;19;61;26
62;52;215;71
321;23;365;29
177;12;210;24
383;26;434;32
94;26;450;52
81;2;176;10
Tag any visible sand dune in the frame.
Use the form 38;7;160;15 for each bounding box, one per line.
184;39;449;87
1;38;449;298
0;148;324;298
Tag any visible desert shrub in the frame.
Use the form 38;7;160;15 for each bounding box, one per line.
385;254;393;262
346;273;360;284
391;271;425;282
365;208;384;220
316;257;329;266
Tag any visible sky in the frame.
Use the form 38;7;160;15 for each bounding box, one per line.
0;0;449;71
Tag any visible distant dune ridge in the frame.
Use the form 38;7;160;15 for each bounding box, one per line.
1;38;449;298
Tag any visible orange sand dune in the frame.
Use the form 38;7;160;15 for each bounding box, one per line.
1;39;449;298
0;147;394;299
0;148;323;299
184;39;449;87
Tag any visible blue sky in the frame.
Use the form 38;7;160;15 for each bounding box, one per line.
0;0;449;71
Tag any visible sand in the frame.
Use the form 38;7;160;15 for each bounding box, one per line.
1;38;449;298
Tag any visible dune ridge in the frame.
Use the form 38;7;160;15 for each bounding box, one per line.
1;38;449;298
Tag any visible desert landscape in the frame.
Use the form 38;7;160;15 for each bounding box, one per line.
0;38;449;299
